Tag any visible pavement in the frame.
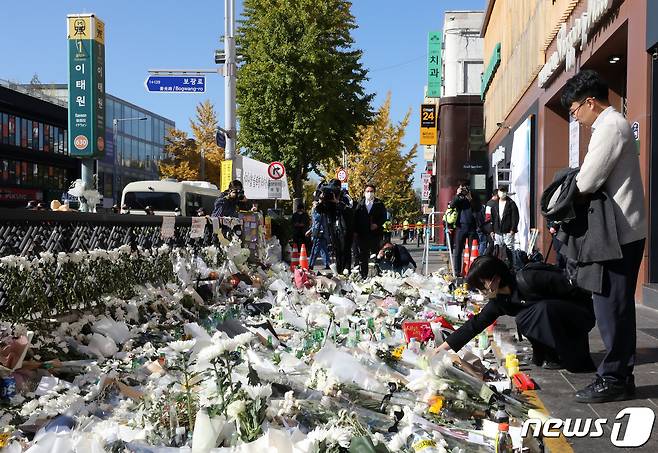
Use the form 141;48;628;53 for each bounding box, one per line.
402;238;658;452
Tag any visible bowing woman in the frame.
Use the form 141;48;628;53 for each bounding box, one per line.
437;255;596;372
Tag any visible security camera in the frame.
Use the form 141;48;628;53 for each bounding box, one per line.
652;50;658;61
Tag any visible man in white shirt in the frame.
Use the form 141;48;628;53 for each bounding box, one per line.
561;69;646;403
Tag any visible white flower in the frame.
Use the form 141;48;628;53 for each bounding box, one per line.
226;399;246;419
307;427;329;444
168;339;196;353
197;342;230;362
243;384;272;401
325;427;352;448
233;332;253;347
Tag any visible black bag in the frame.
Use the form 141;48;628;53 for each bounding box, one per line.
515;261;588;302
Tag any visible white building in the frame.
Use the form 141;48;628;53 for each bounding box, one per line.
441;11;484;97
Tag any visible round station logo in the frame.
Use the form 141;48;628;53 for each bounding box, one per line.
74;135;89;151
97;136;105;152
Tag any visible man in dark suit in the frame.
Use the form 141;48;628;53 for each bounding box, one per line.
353;184;387;278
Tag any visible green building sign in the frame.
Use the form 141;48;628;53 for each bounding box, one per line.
67;14;106;158
427;31;442;98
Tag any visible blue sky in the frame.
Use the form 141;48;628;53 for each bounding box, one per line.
2;0;485;188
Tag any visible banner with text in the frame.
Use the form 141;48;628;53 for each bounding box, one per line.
420;104;438;145
427;31;442;98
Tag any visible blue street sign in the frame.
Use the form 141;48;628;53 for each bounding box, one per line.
145;75;206;93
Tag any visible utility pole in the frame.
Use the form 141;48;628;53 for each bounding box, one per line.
224;0;237;160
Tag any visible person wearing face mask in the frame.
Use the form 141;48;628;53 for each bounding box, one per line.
354;184;387;278
437;255;596;372
491;186;519;251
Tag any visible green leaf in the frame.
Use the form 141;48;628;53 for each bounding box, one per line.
349;436;390;453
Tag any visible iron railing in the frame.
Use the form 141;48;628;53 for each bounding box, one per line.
0;209;242;258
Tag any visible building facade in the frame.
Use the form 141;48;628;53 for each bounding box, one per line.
481;0;656;306
36;84;175;205
0;83;75;207
433;11;486;222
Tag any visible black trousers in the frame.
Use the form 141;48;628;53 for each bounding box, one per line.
358;234;382;278
516;298;596;372
452;227;475;276
592;239;645;382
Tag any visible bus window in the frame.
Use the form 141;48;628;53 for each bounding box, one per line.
201;195;216;214
185;193;202;216
124;192;180;212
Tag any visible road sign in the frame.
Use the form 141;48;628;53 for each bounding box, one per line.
268;180;283;199
145;75;206;93
267;161;285;180
216;130;226;148
336;168;348;182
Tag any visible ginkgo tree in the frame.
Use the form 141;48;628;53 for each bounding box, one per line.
346;93;420;221
159;100;224;184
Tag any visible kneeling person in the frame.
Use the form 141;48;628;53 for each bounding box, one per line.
376;242;416;275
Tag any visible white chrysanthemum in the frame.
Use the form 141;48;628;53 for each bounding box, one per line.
307;427;329;444
168;339;196;353
325;427;352;448
226;399;246;419
198;341;231;362
243;384;272;401
233;332;253;347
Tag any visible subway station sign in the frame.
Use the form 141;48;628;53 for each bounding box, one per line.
420;104;438;145
67;14;106;158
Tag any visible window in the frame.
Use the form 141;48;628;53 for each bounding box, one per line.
20;118;27;147
33;122;40;150
8;116;16;144
139;113;146;140
38;123;44;151
1;113;7;144
124;191;180;211
63;129;68;154
43;124;50;152
463;61;484;95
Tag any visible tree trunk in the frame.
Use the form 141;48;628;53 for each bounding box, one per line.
291;168;305;200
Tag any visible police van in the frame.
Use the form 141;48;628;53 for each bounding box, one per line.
120;179;221;216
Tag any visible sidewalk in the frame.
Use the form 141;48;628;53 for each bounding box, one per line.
496;305;658;453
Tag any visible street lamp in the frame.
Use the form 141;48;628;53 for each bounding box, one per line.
112;116;147;203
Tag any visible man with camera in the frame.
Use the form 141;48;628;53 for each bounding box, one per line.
212;179;247;218
376;242;416;275
451;183;477;276
354;184;387;278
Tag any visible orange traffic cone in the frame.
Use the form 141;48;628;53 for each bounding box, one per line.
299;243;309;270
290;244;300;271
462;243;471;275
469;239;479;268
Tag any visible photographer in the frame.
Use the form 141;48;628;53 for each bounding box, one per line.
376;242;416;275
212;180;247;218
451;183;477;276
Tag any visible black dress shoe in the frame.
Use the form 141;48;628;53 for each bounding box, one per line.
542;360;564;370
575;376;633;403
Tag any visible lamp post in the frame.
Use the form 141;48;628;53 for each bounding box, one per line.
112;116;147;203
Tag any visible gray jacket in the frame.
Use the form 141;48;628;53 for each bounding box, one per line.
541;167;622;293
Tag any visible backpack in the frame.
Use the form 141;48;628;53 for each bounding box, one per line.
444;207;458;227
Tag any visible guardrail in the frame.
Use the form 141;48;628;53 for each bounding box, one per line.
0;209;243;258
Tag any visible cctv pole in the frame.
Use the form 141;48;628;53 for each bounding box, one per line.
224;0;237;160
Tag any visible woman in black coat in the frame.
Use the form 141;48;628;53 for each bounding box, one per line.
437;256;596;372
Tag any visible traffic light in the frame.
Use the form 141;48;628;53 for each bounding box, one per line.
428;175;437;208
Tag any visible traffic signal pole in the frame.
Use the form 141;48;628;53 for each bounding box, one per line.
224;0;237;160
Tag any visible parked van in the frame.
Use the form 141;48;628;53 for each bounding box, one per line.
121;179;220;216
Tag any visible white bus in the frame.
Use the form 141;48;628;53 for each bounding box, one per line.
121;180;221;216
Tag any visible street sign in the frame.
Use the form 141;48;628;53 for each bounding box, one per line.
420;104;438;145
268;180;283;199
427;32;442;98
267;161;285;180
216;130;226;148
421;173;431;201
145;75;206;93
336;168;348;182
67;14;105;158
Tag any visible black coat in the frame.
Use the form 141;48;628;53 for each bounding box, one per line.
354;198;387;237
212;191;242;218
451;195;476;232
491;198;519;234
445;278;595;372
541;167;622;293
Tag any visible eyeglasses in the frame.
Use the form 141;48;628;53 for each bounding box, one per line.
569;98;592;119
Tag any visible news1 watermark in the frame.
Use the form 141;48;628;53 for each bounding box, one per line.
521;407;656;448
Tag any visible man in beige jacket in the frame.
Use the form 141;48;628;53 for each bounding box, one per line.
561;70;646;403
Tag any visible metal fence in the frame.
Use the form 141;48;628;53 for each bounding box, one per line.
0;209;242;258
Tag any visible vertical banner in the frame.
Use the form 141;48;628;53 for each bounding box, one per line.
569;118;580;168
221;160;233;191
420;104;438;145
510;116;532;253
67;14;106;158
427;31;442;98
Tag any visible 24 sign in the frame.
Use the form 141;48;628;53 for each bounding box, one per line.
420;104;438;145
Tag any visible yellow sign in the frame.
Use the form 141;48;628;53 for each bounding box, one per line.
221;160;233;191
67;14;104;44
420;103;438;145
